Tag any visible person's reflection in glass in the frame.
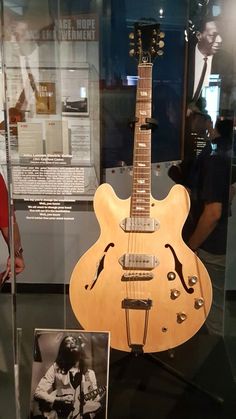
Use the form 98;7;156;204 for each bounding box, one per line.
187;119;235;335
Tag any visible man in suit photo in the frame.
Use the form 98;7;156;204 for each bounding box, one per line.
187;13;233;113
174;11;234;188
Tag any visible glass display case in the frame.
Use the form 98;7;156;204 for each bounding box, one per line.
0;1;236;419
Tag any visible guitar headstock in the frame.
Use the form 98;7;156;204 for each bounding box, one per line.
129;22;165;63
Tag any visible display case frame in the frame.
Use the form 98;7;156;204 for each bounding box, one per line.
1;1;236;419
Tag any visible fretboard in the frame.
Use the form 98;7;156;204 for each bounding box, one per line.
130;63;153;218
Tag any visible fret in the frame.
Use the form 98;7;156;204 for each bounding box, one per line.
132;203;150;207
132;185;151;189
133;196;150;199
135;182;149;186
133;169;150;172
132;201;150;206
138;130;151;134
132;195;150;199
133;172;150;175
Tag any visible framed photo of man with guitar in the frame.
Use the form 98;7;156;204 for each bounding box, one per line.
29;329;110;419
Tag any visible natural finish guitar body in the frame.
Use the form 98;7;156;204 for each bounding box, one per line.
70;182;212;353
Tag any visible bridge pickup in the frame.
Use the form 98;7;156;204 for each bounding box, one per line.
121;272;153;281
122;298;152;310
120;217;159;233
119;253;159;269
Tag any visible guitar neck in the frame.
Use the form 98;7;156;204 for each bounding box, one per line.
131;62;153;218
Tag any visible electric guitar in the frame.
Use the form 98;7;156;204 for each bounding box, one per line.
69;22;212;353
41;384;106;419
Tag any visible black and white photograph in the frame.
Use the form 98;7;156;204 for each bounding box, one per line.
61;69;89;116
29;330;110;419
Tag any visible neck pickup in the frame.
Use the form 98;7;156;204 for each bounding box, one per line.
120;216;159;232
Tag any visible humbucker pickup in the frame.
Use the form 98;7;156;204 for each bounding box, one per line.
122;298;152;310
119;254;159;269
120;217;159;232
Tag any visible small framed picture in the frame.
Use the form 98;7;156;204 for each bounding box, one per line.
62;97;89;116
61;69;89;116
30;329;110;419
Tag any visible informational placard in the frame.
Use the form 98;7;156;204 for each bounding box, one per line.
18;122;44;155
45;120;70;155
12;166;85;196
69;118;91;162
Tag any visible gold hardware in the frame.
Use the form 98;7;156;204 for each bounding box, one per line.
177;312;187;323
170;289;181;300
167;271;176;281
188;276;198;286
194;298;204;309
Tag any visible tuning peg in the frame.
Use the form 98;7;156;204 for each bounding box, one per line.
157;50;164;56
159;31;165;38
129;49;135;57
129;32;134;40
158;40;165;48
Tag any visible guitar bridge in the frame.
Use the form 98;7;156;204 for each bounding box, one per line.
121;272;153;281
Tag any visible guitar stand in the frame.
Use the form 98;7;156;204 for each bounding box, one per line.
143;351;224;404
110;345;224;405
